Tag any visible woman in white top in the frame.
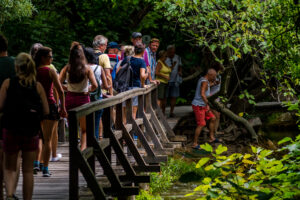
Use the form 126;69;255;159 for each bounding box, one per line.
59;42;97;150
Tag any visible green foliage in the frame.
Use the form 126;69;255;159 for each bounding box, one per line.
284;97;300;129
0;0;35;26
186;138;300;199
155;0;300;98
239;90;256;105
136;157;204;199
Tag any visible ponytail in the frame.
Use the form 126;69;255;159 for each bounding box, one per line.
15;53;37;87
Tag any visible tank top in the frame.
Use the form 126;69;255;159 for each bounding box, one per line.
156;60;172;84
66;72;88;93
37;66;56;104
192;77;210;107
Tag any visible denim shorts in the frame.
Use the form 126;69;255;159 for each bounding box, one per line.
122;87;139;107
167;82;180;98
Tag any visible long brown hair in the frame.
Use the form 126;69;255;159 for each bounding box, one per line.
68;42;87;83
15;53;36;87
34;46;52;67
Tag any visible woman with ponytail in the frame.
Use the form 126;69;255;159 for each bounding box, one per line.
34;47;67;177
59;42;97;150
0;53;49;200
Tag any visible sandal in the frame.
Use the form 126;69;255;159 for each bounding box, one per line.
208;138;223;143
192;145;201;150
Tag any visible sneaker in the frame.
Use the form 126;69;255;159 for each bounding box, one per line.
50;153;62;162
6;194;19;200
33;162;40;174
42;169;52;177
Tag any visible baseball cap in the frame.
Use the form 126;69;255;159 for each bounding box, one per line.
131;32;142;39
107;42;120;50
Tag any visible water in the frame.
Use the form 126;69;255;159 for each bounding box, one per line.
260;126;299;142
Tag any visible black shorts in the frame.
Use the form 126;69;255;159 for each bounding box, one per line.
44;104;60;121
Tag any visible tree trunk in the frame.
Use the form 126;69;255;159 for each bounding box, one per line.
210;100;258;140
208;48;258;140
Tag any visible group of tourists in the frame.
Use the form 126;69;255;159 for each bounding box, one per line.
0;31;184;199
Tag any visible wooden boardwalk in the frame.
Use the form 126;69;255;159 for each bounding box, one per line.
13;106;191;200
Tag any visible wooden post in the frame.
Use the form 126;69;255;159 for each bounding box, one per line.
103;107;112;162
68;111;79;200
86;113;95;173
58;118;65;142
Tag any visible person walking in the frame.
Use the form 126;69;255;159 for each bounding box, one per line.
0;53;49;200
0;33;16;200
83;47;110;139
34;47;67;177
60;42;97;150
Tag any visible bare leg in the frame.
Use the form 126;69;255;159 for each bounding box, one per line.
161;98;167;115
22;151;35;200
122;107;127;124
35;139;42;163
3;152;19;198
170;97;177;115
79;117;87;151
211;110;220;132
51;124;58;158
132;106;138;120
157;100;161;108
193;126;204;147
41;120;57;168
208;118;216;142
99;119;103;139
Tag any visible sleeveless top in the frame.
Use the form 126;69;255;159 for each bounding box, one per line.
66;72;88;93
156;60;172;84
192;77;210;107
3;77;42;136
37;66;56;104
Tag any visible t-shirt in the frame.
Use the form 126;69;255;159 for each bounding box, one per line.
165;54;182;83
0;56;15;87
94;50;112;70
122;57;146;88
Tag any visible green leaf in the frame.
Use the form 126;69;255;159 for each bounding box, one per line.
196;157;210;168
215;144;228;155
200;143;213;152
251;146;257;153
278;137;292;145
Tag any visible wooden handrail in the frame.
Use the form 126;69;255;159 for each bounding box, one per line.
69;84;157;118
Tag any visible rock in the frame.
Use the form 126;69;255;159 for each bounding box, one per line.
248;117;262;127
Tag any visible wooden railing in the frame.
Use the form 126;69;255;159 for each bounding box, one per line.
68;84;186;199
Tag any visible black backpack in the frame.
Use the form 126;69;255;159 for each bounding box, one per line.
94;51;102;66
113;57;133;93
2;77;43;136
